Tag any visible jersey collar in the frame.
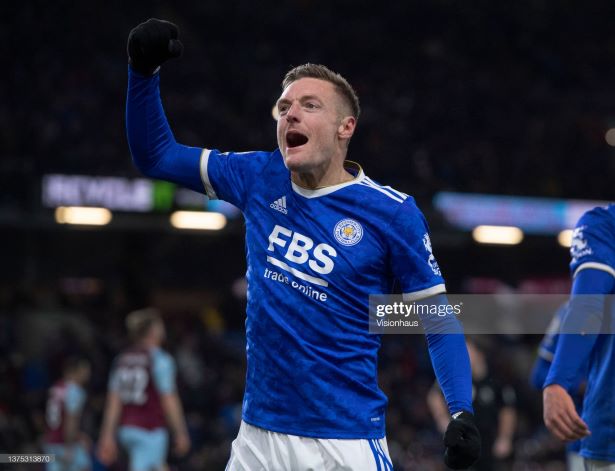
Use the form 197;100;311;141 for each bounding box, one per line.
291;161;365;198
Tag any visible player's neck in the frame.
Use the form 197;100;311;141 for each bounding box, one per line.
291;162;355;190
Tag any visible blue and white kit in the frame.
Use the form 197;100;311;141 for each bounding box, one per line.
126;67;473;443
545;204;615;462
530;303;585;456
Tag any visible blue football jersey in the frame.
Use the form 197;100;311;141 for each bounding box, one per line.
569;204;615;461
201;149;446;438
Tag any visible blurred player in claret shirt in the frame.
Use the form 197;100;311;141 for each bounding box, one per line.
43;356;92;471
96;308;190;471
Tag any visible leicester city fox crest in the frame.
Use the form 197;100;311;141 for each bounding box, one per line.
334;219;364;246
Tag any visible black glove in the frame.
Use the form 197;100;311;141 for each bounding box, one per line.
444;411;481;470
127;18;183;75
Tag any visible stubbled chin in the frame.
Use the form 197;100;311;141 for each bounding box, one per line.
283;145;308;169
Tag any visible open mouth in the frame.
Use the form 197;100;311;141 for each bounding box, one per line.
286;131;309;148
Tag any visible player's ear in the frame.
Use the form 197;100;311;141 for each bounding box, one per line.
338;116;356;140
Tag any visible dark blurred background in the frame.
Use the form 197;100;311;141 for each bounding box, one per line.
1;0;614;469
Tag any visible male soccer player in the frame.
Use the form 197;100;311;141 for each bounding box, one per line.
97;308;190;471
125;19;480;470
43;356;92;471
543;204;615;470
530;304;585;470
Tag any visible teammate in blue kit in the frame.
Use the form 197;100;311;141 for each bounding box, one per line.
125;18;480;470
543;204;615;470
530;304;586;470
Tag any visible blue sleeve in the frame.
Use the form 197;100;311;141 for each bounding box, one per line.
544;268;615;390
64;383;86;414
531;345;586;393
201;149;276;211
569;206;615;278
152;349;176;395
530;357;552;390
427;333;473;415
529;306;564;388
421;294;473;415
388;198;446;301
126;66;206;193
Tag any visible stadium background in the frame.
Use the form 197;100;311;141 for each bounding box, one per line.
2;0;614;469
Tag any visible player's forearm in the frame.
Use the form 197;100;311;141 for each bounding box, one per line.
420;295;473;414
544;331;597;391
126;67;204;192
544;269;613;389
99;392;122;439
126;67;174;171
427;333;473;415
160;393;189;438
529;357;551;390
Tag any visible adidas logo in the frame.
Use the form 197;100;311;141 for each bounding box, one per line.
270;196;288;214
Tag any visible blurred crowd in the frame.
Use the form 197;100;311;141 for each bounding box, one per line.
3;0;615;215
0;280;573;470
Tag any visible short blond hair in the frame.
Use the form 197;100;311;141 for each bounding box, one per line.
126;308;162;341
282;63;360;119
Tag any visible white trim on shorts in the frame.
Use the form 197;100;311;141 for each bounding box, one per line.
226;421;393;470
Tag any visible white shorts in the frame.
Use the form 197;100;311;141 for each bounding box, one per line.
567;451;584;471
584;458;615;471
226;421;393;471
